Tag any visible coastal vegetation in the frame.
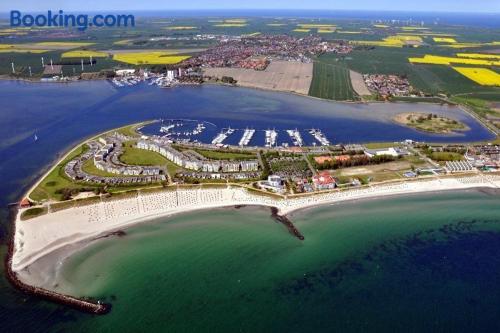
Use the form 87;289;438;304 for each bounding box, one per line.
20;207;48;220
393;112;468;133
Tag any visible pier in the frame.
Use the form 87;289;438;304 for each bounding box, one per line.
309;129;330;146
239;128;255;146
286;129;303;147
211;127;235;145
265;129;277;147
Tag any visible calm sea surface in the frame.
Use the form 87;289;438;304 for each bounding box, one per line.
0;81;499;332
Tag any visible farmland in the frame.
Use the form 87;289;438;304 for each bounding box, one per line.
113;52;191;65
453;67;500;86
61;50;108;58
309;61;357;100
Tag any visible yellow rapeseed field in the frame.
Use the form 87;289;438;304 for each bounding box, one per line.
353;35;422;48
409;55;500;66
113;39;133;45
0;44;49;53
456;53;500;60
433;37;457;43
243;32;261;37
373;24;390;28
401;27;429;30
297;24;336;29
337;31;363;34
318;29;334;33
293;29;311;33
35;42;95;47
0;49;48;53
214;23;248;27
165;26;197;30
452;67;500;86
61;50;108;58
224;19;247;23
113;52;190;65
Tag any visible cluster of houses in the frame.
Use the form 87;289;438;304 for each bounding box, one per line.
258;171;338;194
465;145;500;170
183;34;353;69
64;134;167;185
136;139;260;177
363;74;417;98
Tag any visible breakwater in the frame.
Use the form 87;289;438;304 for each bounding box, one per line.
271;207;305;240
5;207;111;315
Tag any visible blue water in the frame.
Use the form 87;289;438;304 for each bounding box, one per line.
0;80;498;332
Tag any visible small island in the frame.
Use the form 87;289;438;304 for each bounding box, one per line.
393;112;469;134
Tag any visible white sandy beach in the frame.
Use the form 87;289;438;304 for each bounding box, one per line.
12;174;500;279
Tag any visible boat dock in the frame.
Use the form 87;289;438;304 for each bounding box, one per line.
211;127;235;145
265;129;277;147
309;129;330;146
239;128;255;146
286;129;303;147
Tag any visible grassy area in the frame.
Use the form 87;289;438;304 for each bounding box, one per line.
29;144;99;202
429;152;464;161
20;207;48;220
115;123;143;137
309;61;357;100
194;149;256;160
394;112;468;134
120;142;169;166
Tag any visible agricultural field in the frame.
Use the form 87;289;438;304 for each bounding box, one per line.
309;61;357;100
61;50;108;58
453;67;500;86
113;52;191;65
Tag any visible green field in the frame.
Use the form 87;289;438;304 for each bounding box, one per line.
309;61;357;100
120;143;169;166
29;145;99;202
194;149;256;160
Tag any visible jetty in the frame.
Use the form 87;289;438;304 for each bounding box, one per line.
286;129;303;147
239;128;255;146
265;129;277;147
309;129;330;146
211;127;235;145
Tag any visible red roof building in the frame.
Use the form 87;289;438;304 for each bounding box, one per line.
19;198;31;208
312;171;337;190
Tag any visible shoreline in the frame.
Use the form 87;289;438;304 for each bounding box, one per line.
7;174;500;313
12;174;500;272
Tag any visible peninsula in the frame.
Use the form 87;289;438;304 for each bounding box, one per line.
7;121;500;312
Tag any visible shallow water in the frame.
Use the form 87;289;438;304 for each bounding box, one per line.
0;80;498;331
45;190;500;332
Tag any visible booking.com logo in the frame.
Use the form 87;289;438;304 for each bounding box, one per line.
10;10;135;31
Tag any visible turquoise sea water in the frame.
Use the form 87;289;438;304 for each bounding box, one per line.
44;190;500;332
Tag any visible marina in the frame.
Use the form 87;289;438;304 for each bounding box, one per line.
265;129;278;147
211;127;235;145
309;128;330;146
286;129;304;147
238;128;256;146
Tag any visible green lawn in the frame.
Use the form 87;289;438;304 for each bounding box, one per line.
309;61;357;100
194;149;256;160
29;144;99;202
120;143;169;166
